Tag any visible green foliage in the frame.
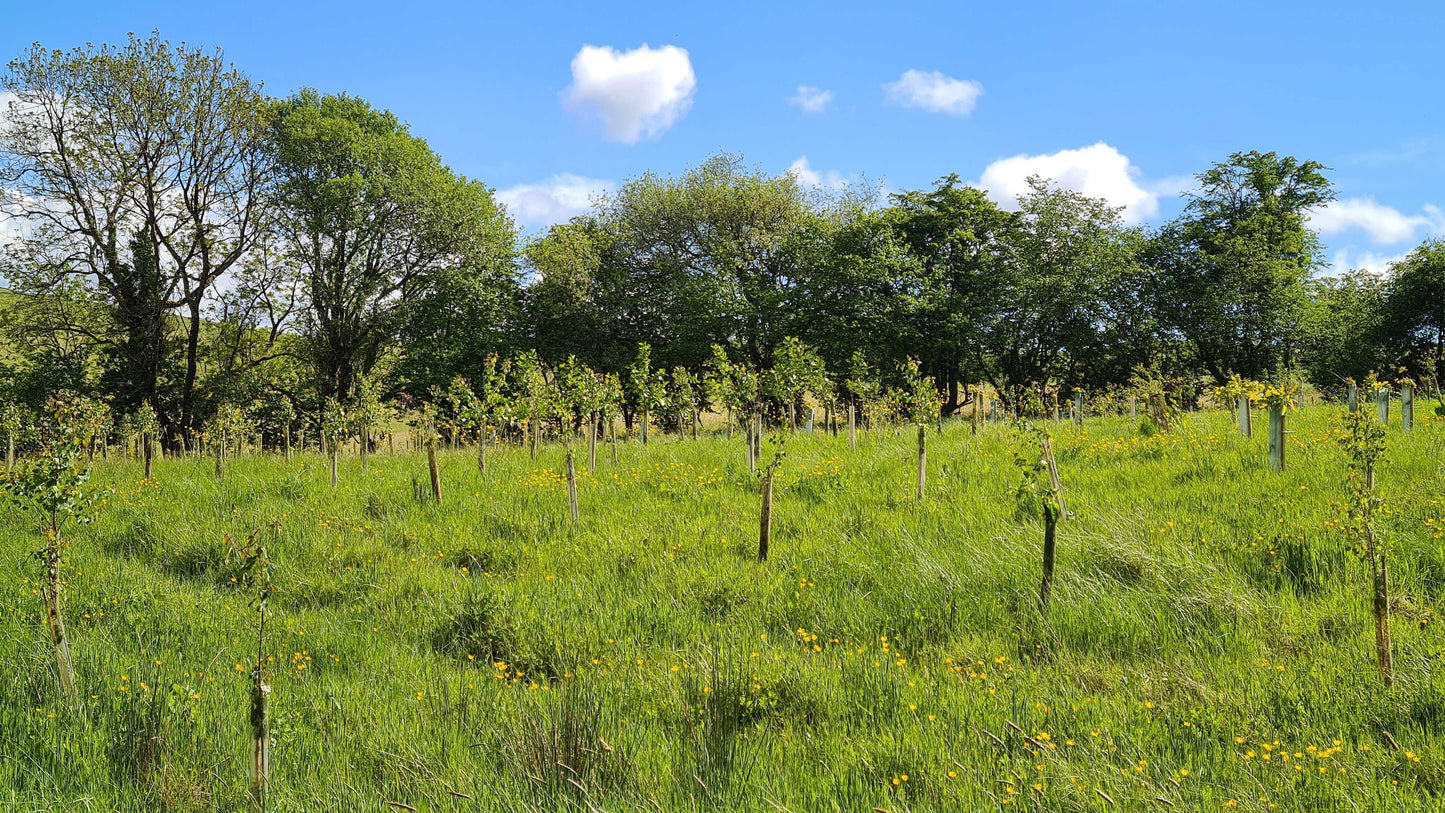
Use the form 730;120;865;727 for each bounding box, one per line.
1152;151;1334;382
892;357;941;425
0;395;104;537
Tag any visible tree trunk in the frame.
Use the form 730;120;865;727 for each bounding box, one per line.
478;428;488;475
329;443;339;490
360;425;370;469
215;430;225;483
143;433;154;479
180;300;204;438
640;408;649;445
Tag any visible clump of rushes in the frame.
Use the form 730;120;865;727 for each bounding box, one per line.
1;395;106;701
1339;376;1392;686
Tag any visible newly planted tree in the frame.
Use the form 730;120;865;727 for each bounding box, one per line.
514;351;547;458
757;434;787;563
350;374;387;469
1339;389;1392;685
134;402;160;479
628;343;667;445
209;404;252;484
471;354;511;474
770;337;825;432
1012;422;1066;613
414;404;443;505
1257;383;1297;472
2;396;106;700
670;366;700;440
843;351;878;452
704;344;739;439
230;528;277;808
321;398;348;489
895;357;941;500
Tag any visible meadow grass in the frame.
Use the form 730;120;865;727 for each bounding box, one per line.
2;406;1444;811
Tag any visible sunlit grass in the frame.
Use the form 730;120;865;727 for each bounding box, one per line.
2;407;1444;811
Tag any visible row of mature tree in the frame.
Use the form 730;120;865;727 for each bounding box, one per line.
2;34;1443;448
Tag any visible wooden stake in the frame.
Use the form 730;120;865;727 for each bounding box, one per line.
916;423;927;500
427;435;443;505
758;472;773;562
42;543;76;700
1039;501;1059;612
566;449;579;522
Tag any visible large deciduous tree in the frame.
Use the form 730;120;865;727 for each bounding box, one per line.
1;33;272;439
985;177;1142;402
886;175;1014;412
1382;239;1445;383
270;90;516;404
1150;151;1333;382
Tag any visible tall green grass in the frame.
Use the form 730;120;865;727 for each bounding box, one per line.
2;407;1444;811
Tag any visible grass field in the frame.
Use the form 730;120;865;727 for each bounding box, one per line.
3;407;1445;812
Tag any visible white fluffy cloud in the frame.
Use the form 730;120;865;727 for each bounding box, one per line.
1329;247;1408;276
1309;197;1444;245
787;157;848;191
563;44;696;143
975;142;1158;223
883;70;983;116
789;85;833;114
497;173;613;230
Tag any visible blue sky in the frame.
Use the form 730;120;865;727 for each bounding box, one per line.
4;0;1442;271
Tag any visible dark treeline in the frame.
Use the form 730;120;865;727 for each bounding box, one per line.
1;34;1442;447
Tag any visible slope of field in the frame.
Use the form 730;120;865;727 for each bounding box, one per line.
3;408;1444;812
